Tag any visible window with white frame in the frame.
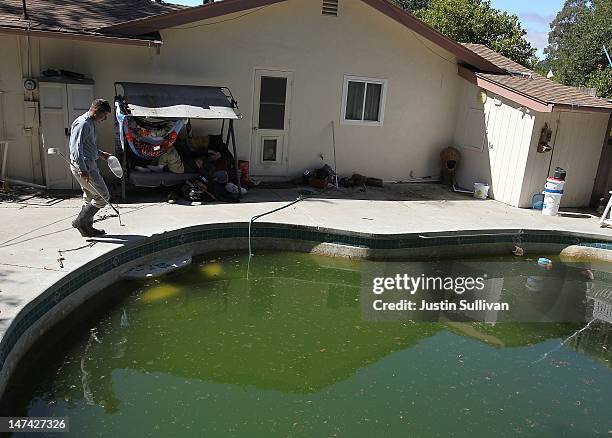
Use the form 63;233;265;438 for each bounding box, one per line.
341;76;387;125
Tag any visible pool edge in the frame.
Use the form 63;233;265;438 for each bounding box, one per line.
2;222;612;400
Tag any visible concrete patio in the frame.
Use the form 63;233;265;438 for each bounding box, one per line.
1;182;611;339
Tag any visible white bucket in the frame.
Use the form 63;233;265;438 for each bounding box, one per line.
473;183;490;200
545;177;564;194
542;192;562;216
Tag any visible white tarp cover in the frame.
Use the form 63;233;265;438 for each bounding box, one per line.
116;82;239;119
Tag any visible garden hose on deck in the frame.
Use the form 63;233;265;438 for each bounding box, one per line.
247;193;320;279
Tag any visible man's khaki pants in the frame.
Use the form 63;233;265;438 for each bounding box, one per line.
71;160;110;209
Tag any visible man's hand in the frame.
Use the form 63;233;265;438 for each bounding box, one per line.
99;151;111;161
79;171;90;183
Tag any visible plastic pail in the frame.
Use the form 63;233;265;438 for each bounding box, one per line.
542;192;562;216
474;183;490;200
545;177;564;194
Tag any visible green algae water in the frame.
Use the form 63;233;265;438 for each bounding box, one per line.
7;252;612;437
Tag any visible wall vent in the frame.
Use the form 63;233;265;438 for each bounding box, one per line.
322;0;338;16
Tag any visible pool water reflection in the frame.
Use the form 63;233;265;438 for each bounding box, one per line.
9;252;612;437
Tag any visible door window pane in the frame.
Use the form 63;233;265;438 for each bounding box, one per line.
259;76;287;129
364;83;382;121
262;139;278;162
259;104;285;129
260;77;287;104
345;81;365;120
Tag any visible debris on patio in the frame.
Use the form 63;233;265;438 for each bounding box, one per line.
299;163;386;192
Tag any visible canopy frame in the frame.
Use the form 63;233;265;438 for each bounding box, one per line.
113;82;243;200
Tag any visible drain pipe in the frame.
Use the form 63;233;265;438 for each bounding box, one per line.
2;177;46;190
451;183;474;194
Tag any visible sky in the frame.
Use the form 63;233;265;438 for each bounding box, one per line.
490;0;565;57
173;0;566;58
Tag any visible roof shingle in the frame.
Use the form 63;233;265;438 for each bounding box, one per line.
463;43;612;111
0;0;185;34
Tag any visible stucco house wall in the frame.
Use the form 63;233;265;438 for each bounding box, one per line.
3;0;606;206
0;0;465;184
0;34;44;185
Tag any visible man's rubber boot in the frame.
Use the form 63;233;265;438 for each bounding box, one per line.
72;204;93;237
83;205;105;237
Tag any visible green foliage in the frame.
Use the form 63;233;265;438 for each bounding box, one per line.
533;58;553;77
544;0;589;56
413;0;536;67
391;0;430;13
545;0;612;92
586;66;612;98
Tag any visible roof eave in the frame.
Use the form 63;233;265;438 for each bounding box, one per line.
553;103;612;114
361;0;505;74
99;0;287;36
0;26;162;47
460;68;612;113
458;66;554;113
97;0;505;75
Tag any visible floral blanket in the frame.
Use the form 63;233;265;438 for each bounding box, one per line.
116;100;187;159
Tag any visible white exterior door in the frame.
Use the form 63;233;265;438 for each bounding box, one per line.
40;82;71;189
40;82;94;189
548;111;609;207
67;84;94;190
482;97;535;206
67;84;94;128
250;70;292;178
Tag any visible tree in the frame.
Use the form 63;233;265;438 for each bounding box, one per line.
533;58;553;77
405;0;536;67
545;0;612;96
587;66;612;98
392;0;430;13
544;0;589;57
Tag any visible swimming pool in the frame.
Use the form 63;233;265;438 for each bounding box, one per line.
5;250;611;437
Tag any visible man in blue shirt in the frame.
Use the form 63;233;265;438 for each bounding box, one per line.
69;99;112;237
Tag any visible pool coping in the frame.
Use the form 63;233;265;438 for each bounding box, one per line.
2;222;612;399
